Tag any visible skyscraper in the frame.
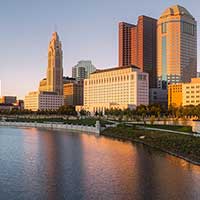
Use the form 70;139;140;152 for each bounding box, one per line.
72;60;96;80
119;22;135;67
157;5;197;88
119;16;157;88
46;32;63;95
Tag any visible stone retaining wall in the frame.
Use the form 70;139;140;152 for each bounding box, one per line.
0;121;101;135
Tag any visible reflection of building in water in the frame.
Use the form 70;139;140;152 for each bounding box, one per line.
165;154;200;173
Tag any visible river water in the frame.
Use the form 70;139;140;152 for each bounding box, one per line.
0;127;200;200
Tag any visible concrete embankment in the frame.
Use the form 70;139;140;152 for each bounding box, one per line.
0;121;101;135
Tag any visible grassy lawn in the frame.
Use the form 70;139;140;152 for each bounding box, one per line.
101;124;200;163
143;124;193;133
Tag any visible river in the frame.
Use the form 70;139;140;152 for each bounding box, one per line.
0;127;200;200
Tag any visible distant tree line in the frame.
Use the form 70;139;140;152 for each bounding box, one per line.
1;104;200;120
0;105;77;116
105;104;200;120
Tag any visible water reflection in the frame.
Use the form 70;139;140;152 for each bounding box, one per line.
0;127;200;199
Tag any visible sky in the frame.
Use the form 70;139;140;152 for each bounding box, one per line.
0;0;200;99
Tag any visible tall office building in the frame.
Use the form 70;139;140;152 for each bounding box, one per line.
46;32;63;95
157;5;197;88
76;66;149;114
119;16;157;88
72;66;86;81
119;22;135;67
63;80;83;106
72;60;96;80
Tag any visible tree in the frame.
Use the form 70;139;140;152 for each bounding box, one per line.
58;105;77;116
80;109;87;117
150;115;155;125
136;105;147;125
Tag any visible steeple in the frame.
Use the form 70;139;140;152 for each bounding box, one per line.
52;32;59;41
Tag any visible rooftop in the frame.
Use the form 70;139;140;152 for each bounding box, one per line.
91;65;140;74
160;5;194;19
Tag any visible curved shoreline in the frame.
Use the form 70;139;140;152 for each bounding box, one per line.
101;133;200;166
1;122;199;166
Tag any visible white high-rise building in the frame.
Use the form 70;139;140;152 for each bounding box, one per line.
76;66;149;114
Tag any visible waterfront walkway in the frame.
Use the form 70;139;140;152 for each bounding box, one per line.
137;126;200;137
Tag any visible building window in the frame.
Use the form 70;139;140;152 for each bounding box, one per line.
181;22;194;35
162;36;167;81
161;23;167;33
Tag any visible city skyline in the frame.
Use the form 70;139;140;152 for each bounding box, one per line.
0;0;200;98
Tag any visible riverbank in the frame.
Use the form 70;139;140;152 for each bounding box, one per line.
0;121;101;135
101;124;200;165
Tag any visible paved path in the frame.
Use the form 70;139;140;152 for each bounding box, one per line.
137;126;200;137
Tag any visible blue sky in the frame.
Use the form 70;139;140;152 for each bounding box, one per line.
0;0;199;98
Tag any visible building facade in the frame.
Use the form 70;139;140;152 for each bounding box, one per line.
119;16;157;88
24;91;64;111
149;88;168;108
182;78;200;106
119;22;135;67
72;66;86;81
157;5;197;88
168;83;183;107
76;66;149;114
72;60;96;80
39;78;47;92
0;96;17;104
46;32;63;95
168;78;200;107
63;80;83;106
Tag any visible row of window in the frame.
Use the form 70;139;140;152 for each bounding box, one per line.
181;22;195;35
186;100;200;103
186;91;200;94
86;75;136;85
161;22;195;36
186;96;200;98
186;86;200;89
